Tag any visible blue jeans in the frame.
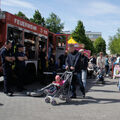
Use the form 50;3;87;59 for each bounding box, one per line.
77;72;84;87
81;70;87;88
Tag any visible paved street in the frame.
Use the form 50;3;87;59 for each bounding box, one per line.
0;78;120;120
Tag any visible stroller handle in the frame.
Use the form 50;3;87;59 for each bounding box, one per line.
66;67;75;73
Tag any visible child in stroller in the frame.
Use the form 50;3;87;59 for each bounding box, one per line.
27;71;73;105
96;68;105;84
44;75;65;95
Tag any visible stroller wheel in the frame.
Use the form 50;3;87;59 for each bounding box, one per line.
51;99;57;106
45;96;51;103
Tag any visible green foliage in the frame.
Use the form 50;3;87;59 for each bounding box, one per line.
71;21;86;44
71;20;95;54
86;37;95;54
30;10;45;26
15;11;29;21
45;13;64;33
93;37;106;54
109;29;120;54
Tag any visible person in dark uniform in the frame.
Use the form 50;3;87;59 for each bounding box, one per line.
15;44;28;92
0;41;15;96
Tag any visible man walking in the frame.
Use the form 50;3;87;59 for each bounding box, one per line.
97;52;105;70
66;44;85;98
79;49;88;88
97;52;105;83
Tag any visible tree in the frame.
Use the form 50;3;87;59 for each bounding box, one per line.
71;21;86;44
45;13;64;33
30;10;45;26
93;37;106;54
86;37;95;54
71;20;95;53
108;29;120;54
15;11;29;21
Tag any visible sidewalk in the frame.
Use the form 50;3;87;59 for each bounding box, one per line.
0;77;120;120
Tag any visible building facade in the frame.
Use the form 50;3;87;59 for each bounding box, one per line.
63;31;102;42
85;31;102;42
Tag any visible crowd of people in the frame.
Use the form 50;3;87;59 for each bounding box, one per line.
0;40;119;98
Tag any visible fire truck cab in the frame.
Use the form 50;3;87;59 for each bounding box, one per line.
0;11;72;83
0;11;49;74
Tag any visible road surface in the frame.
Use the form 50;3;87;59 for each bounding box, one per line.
0;77;120;120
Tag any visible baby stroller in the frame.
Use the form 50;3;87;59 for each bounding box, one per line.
96;68;105;84
87;62;97;79
87;62;94;79
27;71;73;105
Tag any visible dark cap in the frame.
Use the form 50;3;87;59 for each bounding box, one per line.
17;44;24;48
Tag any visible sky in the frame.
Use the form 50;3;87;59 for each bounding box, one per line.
1;0;120;50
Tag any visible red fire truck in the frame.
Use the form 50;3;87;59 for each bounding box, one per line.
0;11;70;75
0;11;50;72
0;11;91;84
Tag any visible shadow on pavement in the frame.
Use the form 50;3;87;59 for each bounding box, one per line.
0;103;4;106
103;80;117;85
56;96;120;106
88;89;120;93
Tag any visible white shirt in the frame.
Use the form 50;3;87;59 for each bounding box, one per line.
97;56;105;68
